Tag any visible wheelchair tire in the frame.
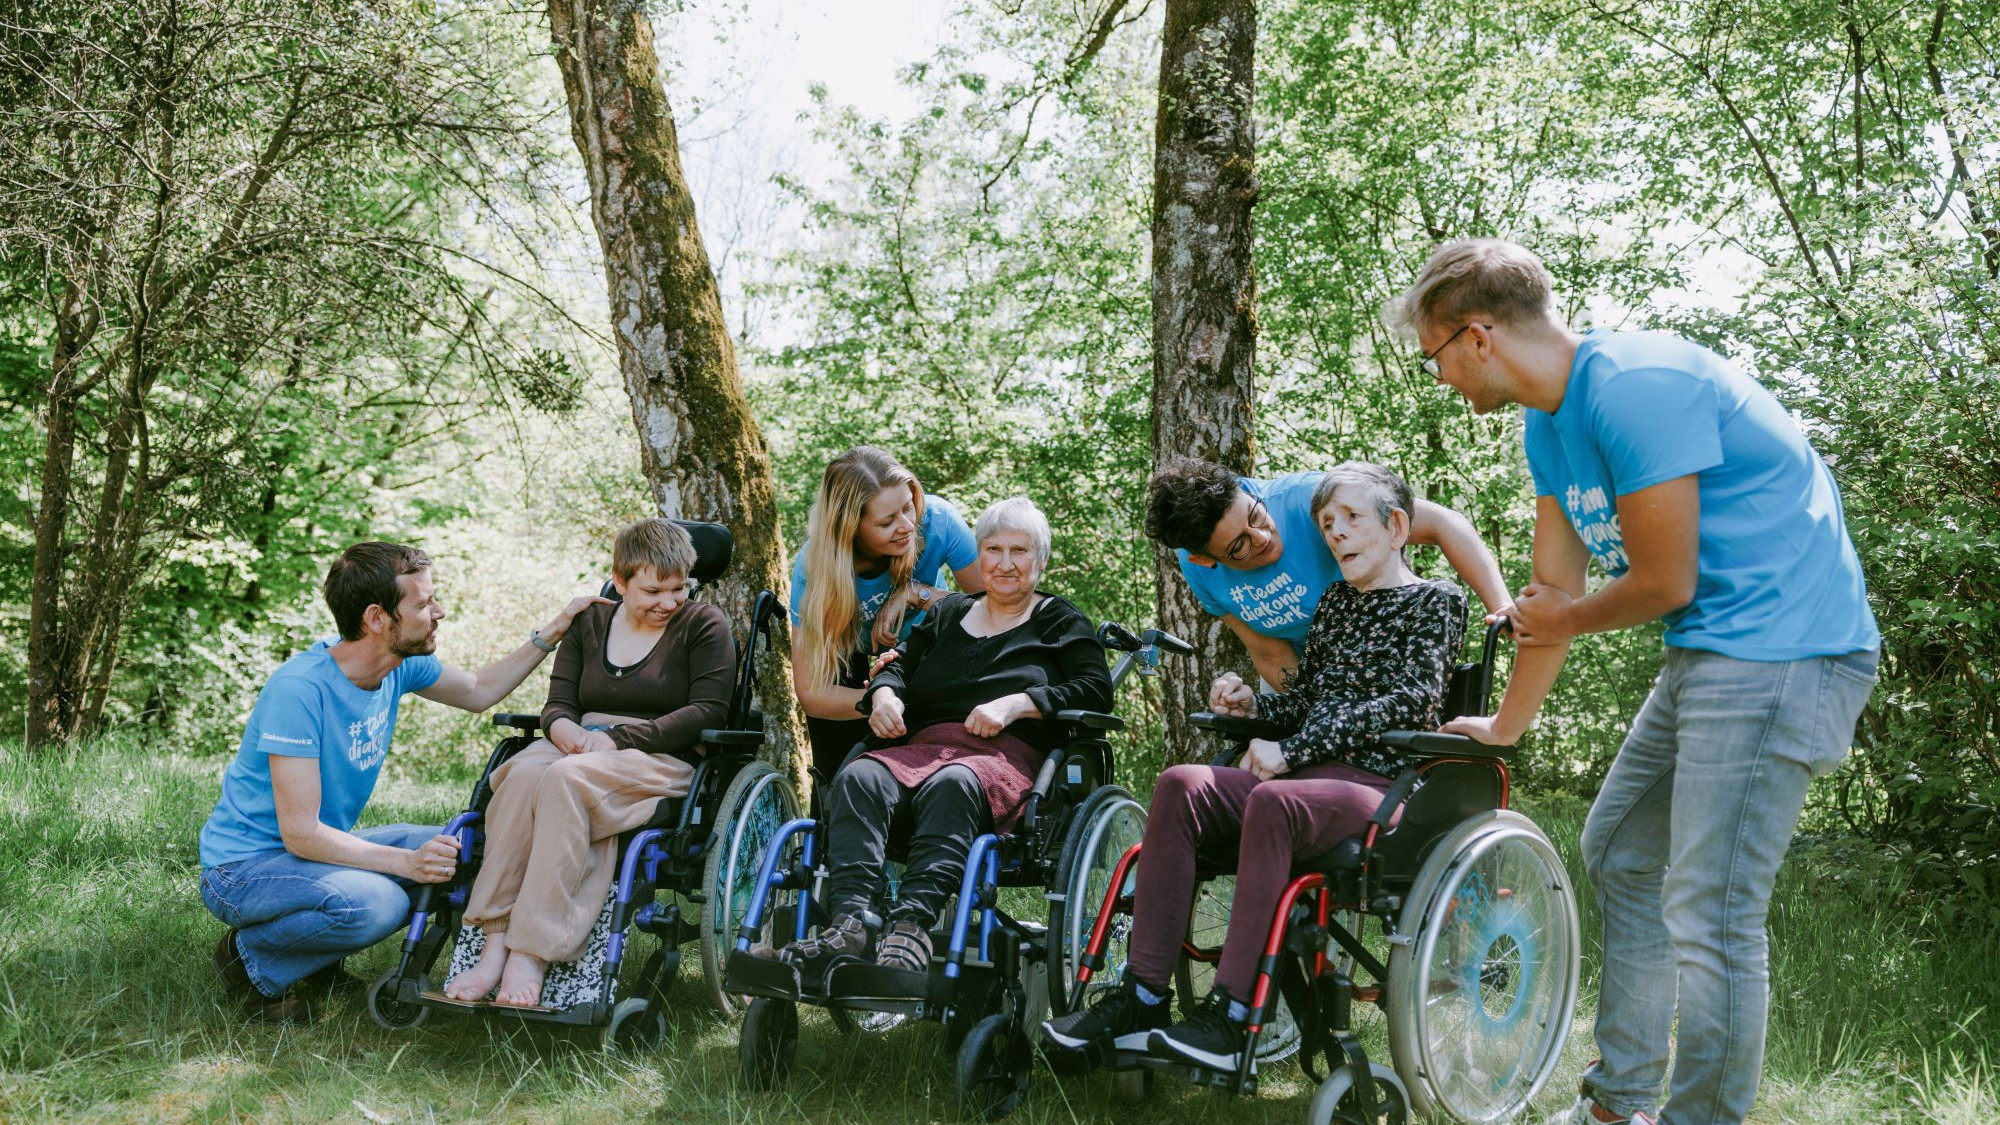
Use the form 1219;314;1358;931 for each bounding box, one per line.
1173;874;1302;1064
602;996;666;1053
1048;784;1144;1015
955;1013;1030;1121
365;969;430;1031
1307;1062;1410;1125
1385;810;1579;1124
740;996;798;1090
701;760;800;1017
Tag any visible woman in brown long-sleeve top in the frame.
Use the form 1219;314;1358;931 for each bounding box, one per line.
442;518;736;1006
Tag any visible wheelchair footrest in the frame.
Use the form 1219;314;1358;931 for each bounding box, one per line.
824;960;953;1004
724;949;807;1002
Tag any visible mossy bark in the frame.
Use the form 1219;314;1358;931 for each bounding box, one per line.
1151;0;1259;763
547;0;802;773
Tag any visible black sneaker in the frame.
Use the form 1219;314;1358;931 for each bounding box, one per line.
1148;986;1246;1071
1041;977;1170;1054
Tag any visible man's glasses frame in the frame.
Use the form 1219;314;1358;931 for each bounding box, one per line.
1416;321;1491;377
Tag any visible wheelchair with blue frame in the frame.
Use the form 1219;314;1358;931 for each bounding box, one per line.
722;621;1192;1118
1061;621;1580;1124
364;520;801;1049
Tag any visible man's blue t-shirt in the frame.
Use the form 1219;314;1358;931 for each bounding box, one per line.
1523;330;1879;661
787;495;979;640
1175;472;1343;651
198;641;443;868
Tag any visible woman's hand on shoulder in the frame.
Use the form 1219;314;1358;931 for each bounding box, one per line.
871;586;915;649
869;689;907;739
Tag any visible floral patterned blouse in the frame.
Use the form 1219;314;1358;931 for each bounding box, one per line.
1254;577;1468;775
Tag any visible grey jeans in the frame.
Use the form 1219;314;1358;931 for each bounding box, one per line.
1580;647;1878;1125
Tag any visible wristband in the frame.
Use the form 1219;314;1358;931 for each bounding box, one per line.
530;629;558;653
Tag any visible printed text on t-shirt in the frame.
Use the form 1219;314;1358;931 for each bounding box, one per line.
1564;484;1629;572
1231;572;1313;629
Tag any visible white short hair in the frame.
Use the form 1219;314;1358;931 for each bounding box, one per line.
973;496;1052;565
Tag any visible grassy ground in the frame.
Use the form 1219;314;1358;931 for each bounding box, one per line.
1;734;1994;1124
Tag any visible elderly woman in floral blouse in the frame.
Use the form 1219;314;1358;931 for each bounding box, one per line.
1041;461;1467;1073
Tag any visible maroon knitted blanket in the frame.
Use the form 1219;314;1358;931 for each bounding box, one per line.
863;721;1043;831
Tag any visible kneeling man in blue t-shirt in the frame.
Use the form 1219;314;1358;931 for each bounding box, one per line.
1394;239;1880;1125
198;542;604;1022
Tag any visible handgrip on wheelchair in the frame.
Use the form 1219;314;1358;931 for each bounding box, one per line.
1190;711;1293;742
1142;628;1195;655
701;728;766;746
1380;730;1515;761
1098;622;1142;651
1056;709;1124;732
492;713;543;731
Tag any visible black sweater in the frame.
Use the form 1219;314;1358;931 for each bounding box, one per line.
864;592;1113;752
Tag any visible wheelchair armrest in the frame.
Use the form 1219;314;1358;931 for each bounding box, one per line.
701;728;766;747
1189;711;1293;742
1380;731;1515;761
1021;751;1065;835
492;713;543;731
1056;709;1124;732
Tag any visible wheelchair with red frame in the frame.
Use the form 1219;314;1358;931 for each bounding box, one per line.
1060;621;1580;1124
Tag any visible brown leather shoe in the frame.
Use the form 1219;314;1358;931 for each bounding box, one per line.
297;959;368;998
212;929;314;1024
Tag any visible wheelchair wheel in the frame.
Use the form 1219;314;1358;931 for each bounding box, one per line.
601;996;666;1053
1385;810;1579;1124
1307;1062;1410;1125
955;1013;1030;1120
740;996;798;1090
1049;784;1144;1014
366;970;430;1030
1174;875;1301;1063
701;760;800;1017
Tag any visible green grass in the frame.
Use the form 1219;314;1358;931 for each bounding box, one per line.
0;734;1994;1124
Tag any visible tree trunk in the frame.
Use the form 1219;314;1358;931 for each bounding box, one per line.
547;0;804;777
1151;0;1260;764
26;280;95;749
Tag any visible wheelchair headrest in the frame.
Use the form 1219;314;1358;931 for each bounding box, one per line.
595;519;735;602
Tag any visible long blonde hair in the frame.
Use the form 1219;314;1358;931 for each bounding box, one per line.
797;447;928;692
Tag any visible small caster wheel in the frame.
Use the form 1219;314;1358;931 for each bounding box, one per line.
1308;1062;1411;1125
366;970;430;1030
955;1013;1029;1120
601;996;666;1052
740;997;797;1090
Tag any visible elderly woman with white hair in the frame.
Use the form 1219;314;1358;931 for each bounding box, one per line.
767;496;1113;978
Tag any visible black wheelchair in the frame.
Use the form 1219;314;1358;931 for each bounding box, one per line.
722;622;1192;1118
365;521;800;1049
1062;621;1580;1124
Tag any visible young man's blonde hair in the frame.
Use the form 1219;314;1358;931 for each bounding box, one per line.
612;518;698;582
1387;238;1557;338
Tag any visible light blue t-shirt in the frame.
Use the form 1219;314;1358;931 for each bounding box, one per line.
1176;472;1344;651
198;641;443;868
787;495;979;640
1523;330;1879;661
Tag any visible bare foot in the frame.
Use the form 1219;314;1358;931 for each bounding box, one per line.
443;930;508;1001
493;950;548;1007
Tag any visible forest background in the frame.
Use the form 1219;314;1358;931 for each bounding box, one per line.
1;0;1996;1120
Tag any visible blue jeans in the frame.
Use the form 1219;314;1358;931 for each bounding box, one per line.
1580;648;1877;1125
199;823;438;997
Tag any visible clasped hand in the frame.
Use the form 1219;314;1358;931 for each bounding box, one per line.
1209;672;1257;717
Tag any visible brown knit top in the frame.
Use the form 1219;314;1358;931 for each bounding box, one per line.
540;600;737;759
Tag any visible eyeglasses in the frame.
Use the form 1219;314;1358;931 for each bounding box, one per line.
1222;497;1273;562
1416;322;1490;377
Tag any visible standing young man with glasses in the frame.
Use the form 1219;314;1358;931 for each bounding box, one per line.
1390;238;1879;1125
1144;455;1508;691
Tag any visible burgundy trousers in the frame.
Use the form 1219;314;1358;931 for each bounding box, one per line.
1127;761;1392;1000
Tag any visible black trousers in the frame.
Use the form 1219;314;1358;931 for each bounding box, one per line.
824;757;991;928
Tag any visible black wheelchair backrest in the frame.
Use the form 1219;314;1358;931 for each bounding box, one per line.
595;519;735;602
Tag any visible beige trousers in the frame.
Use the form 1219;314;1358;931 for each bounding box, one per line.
462;739;693;962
